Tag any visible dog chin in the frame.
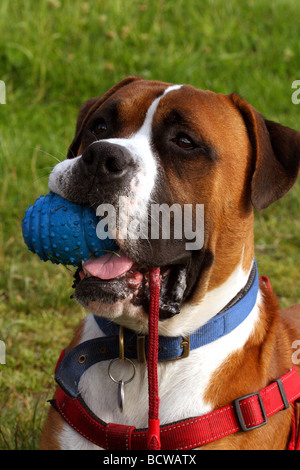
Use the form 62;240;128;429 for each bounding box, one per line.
78;296;147;325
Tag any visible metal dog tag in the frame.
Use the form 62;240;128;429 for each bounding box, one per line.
118;380;125;412
108;358;136;412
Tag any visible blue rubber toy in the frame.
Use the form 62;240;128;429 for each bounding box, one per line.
22;192;118;267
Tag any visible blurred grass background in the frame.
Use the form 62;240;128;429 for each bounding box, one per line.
0;0;299;449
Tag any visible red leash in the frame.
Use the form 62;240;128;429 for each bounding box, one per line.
147;267;161;450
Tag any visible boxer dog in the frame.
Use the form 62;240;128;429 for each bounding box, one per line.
41;77;300;450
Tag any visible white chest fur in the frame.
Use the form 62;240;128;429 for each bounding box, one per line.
58;292;261;450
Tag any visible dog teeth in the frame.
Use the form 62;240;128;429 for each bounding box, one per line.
83;268;91;278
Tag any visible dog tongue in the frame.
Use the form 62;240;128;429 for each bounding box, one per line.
82;250;134;280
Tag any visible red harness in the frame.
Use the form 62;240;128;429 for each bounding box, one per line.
51;270;300;450
52;366;300;450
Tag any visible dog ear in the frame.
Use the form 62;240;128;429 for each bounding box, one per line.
230;93;300;210
67;76;143;159
66;97;99;158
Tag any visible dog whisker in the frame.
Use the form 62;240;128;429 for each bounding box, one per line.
36;148;63;164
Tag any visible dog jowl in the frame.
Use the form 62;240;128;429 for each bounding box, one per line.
48;76;300;324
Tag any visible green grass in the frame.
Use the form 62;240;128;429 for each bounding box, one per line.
0;0;299;449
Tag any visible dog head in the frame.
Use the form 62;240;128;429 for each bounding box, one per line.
48;77;300;328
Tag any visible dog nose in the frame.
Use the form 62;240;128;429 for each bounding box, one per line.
82;142;136;181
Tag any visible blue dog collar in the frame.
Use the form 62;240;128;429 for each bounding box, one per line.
55;261;259;398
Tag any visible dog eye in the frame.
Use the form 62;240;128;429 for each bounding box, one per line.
173;134;196;150
90;118;107;134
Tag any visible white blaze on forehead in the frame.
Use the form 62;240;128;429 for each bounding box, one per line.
136;84;182;139
96;84;182;200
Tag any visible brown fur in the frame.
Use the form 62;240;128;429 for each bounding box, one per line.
203;283;300;449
